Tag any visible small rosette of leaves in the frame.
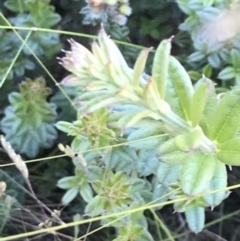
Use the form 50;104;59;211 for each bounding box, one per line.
56;108;116;151
1;77;57;158
85;170;132;216
113;224;153;241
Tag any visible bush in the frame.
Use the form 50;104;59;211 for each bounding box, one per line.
1;0;240;240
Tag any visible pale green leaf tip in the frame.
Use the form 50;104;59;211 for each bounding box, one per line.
168;35;174;42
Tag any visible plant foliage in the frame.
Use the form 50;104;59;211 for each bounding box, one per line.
1;77;58;158
177;0;240;85
1;0;240;240
0;0;61;83
54;28;240;235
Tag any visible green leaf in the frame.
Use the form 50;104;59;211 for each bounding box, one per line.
98;134;112;147
158;138;177;155
152;185;169;210
98;27;129;77
80;184;93;203
157;162;181;186
129;201;145;221
203;160;227;207
130;179;146;194
85;195;104;216
195;197;208;208
87;97;124;113
219;48;231;63
217;138;240;165
174;129;204;152
208;88;240;143
8;92;22;105
4;0;29;12
117;110;153;128
177;2;192;14
152;37;172;98
45;12;61;27
188;71;202;81
100;208;128;228
198;78;217;122
203;0;214;5
133;48;152;87
193;79;216;136
218;66;235;80
27;0;61;27
71;136;83;152
139;190;153;204
157;138;188;164
136;229;154;241
165;56;194;120
62;188;78;204
134;213;148;229
114;224;153;241
174;197;196;213
188;51;205;62
108;148;134;174
130;179;152;203
160;151;189;165
181;152;216;196
199;117;210;137
208;53;221;68
137;150;159;176
236;73;240;85
91;180;102;194
185;206;205;233
143;77;164;112
57;176;77;189
55;121;75;135
231;49;240;68
190;82;208;127
202;64;212;78
127;125;166;150
87;165;102;182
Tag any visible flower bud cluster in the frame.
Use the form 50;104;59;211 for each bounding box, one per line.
80;0;132;25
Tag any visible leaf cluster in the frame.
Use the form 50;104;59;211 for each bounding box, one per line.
55;28;240;235
1;78;58;157
0;0;61;83
177;0;240;86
